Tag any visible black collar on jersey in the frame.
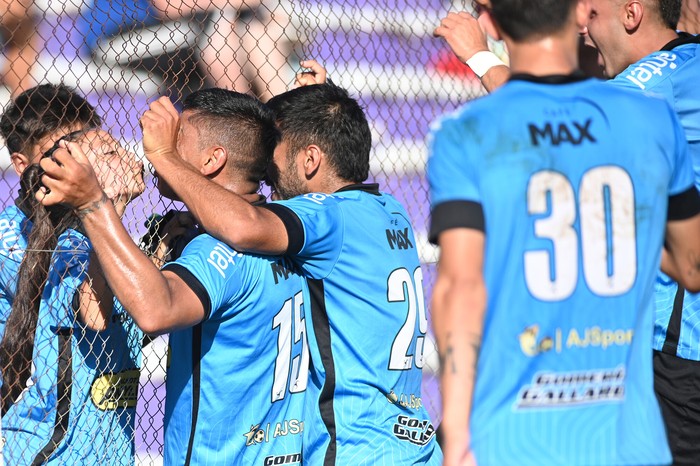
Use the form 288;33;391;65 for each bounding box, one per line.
509;70;588;84
335;183;380;195
662;32;700;51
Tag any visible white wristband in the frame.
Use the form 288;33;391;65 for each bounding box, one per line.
465;51;504;78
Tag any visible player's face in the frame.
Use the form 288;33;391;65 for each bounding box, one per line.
584;0;630;77
268;139;306;201
79;129;146;201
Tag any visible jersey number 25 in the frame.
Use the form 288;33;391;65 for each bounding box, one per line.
388;267;428;370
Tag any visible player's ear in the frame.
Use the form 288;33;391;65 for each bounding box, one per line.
302;144;322;178
201;147;227;176
622;0;643;31
575;0;592;32
10;152;31;176
478;9;501;41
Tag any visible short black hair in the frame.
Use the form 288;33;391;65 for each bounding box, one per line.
490;0;578;41
267;83;371;183
0;84;100;156
658;0;682;29
182;88;278;184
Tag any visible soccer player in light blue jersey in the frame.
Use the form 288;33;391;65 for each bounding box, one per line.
0;86;145;465
428;0;700;465
35;89;307;465
437;1;700;462
584;3;700;462
124;80;443;464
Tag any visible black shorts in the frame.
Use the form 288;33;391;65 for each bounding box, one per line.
654;350;700;466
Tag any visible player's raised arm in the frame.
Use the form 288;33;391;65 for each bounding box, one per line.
434;10;509;92
140;96;289;255
431;228;484;466
38;141;206;335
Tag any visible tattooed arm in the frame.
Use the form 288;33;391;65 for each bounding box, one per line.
431;228;486;466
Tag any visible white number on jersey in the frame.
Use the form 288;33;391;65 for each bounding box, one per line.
388;267;428;370
524;167;637;301
271;291;309;402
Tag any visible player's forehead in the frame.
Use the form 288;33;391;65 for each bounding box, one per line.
179;110;199;136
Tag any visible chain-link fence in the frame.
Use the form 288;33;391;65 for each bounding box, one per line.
0;0;492;463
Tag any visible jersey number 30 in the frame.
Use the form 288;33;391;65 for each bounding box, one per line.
525;167;637;301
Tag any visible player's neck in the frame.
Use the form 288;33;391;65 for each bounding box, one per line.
506;34;579;77
627;27;679;64
217;176;262;203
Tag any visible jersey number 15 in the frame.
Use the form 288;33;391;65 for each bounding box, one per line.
272;291;309;402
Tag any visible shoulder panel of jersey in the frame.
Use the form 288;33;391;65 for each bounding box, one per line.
164;233;252;320
271;191;352;279
612;38;699;92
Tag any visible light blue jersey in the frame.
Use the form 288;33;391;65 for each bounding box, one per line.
161;233;306;466
0;204;141;465
428;74;699;466
612;34;700;360
265;185;442;466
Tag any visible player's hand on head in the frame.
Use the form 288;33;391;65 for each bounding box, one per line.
140;95;180;162
36;140;105;211
434;11;489;63
295;60;328;87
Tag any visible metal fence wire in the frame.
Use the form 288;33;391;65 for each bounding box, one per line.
0;0;490;463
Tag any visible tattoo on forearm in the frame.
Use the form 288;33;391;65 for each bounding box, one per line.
440;331;482;375
76;193;110;219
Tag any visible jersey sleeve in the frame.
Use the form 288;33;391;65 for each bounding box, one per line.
427;112;485;243
665;102;700;220
163;234;244;321
263;195;344;279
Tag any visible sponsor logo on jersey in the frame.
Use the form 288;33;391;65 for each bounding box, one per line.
263;453;302;465
301;192;332;205
243;419;304;446
0;218;23;261
621;52;678;90
516;367;625;408
393;415;436;446
271;261;294;284
90;368;140;410
386;227;414;250
386;390;423;410
518;325;634;356
528;119;596;147
207;242;242;278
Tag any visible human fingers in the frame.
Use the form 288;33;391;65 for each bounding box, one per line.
295;59;328;87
